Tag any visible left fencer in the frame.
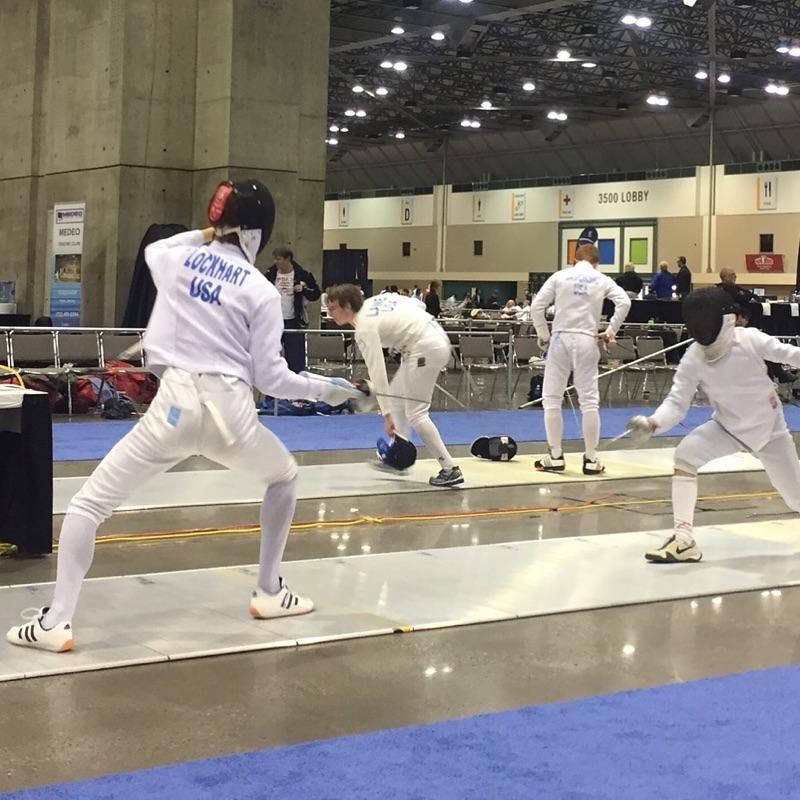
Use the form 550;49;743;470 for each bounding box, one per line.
7;179;362;653
531;238;631;474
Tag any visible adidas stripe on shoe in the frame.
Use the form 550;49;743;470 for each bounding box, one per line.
250;579;314;619
6;607;74;653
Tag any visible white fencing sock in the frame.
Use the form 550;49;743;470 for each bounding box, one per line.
43;514;98;628
582;408;600;460
258;477;297;595
673;475;698;543
413;416;456;470
544;408;564;458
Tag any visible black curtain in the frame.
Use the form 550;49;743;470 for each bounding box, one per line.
322;248;369;290
121;223;188;327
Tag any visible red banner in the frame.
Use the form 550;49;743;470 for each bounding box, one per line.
745;253;784;273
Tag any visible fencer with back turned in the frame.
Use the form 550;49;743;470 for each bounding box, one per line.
531;230;631;475
7;179;363;653
628;286;800;563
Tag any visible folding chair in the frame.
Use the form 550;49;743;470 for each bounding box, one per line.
306;332;352;378
629;336;674;402
458;335;506;406
511;336;544;398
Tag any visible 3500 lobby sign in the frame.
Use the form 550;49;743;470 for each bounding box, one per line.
597;190;650;205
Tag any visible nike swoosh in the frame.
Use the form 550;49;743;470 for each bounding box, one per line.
675;545;695;555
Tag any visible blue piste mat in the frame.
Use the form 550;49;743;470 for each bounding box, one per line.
52;405;800;462
4;664;798;799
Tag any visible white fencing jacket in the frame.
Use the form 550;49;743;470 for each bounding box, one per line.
652;327;800;450
531;261;631;342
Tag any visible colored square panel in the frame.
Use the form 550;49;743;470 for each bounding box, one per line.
629;238;649;265
598;239;616;265
567;239;578;264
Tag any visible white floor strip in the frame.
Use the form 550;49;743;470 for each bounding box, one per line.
2;518;799;682
52;448;768;513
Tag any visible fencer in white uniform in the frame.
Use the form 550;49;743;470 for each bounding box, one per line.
629;287;800;563
531;243;631;474
7;179;362;653
325;284;463;487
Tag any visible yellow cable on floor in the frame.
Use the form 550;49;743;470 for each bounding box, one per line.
0;364;25;387
70;488;781;549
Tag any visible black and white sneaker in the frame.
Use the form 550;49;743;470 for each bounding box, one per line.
535;452;566;472
250;579;314;619
6;607;74;653
645;535;703;563
429;466;464;487
582;455;605;475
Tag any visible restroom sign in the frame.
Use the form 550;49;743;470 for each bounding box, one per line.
401;196;414;225
757;175;778;211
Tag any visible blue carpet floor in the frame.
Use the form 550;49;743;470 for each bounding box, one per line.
4;665;799;799
53;405;800;461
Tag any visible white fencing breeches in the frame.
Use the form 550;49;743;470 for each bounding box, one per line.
389;331;455;469
541;332;601;457
675;417;800;515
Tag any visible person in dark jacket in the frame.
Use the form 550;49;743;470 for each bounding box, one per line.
424;280;442;317
616;263;644;298
265;248;321;372
676;256;692;297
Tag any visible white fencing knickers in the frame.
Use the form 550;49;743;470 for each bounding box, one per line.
541;332;601;458
388;327;456;470
674;416;800;515
44;368;297;627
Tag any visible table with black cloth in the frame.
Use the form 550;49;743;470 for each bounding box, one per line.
602;299;800;337
0;389;52;556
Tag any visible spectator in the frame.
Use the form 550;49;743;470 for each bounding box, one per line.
411;284;421;300
501;299;521;319
424;280;442;317
717;267;757;310
265;247;321;372
650;261;675;299
676;256;692;298
616;263;644;298
488;293;501;309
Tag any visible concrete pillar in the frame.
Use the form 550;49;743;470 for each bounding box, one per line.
1;0;330;325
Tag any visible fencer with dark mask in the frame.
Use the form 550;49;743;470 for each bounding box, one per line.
628;287;800;563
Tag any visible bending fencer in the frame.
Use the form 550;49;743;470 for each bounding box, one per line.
629;287;800;563
7;179;362;653
325;284;463;487
531;234;631;475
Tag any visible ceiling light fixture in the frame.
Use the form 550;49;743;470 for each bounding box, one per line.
460;118;472;127
717;73;731;83
621;13;637;24
480;99;493;109
391;26;405;35
695;69;708;79
790;46;800;57
355;109;367;117
393;61;408;71
344;109;356;117
622;13;652;28
547;110;568;121
326;138;338;146
776;45;790;54
352;85;364;93
646;93;669;106
683;0;698;6
340;126;349;132
431;31;446;41
470;120;481;128
375;86;389;96
380;60;393;69
581;61;597;68
556;48;571;61
395;131;406;139
635;16;652;28
522;81;536;91
329;124;339;132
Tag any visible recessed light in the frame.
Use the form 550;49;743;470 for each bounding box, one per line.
635;16;652;27
352;85;364;93
522;81;536;91
621;14;637;25
380;60;394;69
557;112;568;121
717;73;731;83
344;109;356;116
375;87;389;96
556;48;571;61
393;61;408;71
431;31;446;41
395;131;406;139
469;120;481;128
766;82;779;94
776;85;790;96
547;110;558;120
581;62;597;69
480;99;493;109
327;138;338;146
391;26;405;35
776;45;790;54
340;126;349;132
460;118;472;127
329;125;339;132
790;46;800;57
695;69;708;79
355;109;367;117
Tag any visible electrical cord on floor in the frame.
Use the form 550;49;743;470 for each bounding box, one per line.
63;488;782;549
0;543;19;557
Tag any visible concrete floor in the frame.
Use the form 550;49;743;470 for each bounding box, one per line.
2;434;799;794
